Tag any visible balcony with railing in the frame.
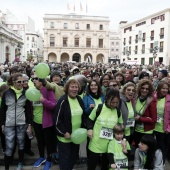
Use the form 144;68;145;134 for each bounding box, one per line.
150;36;154;41
142;50;145;54
160;34;164;39
150;48;153;53
159;47;163;52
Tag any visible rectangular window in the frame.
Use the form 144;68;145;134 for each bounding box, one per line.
63;37;68;47
116;42;119;45
135;35;138;43
116;49;119;52
86;38;91;47
75;23;79;29
129;36;131;44
160;14;165;21
123;47;125;55
99;24;103;30
142;33;146;42
135;46;138;54
142;44;145;54
123;38;126;45
160;41;164;52
160;28;164;35
129;47;131;54
141;58;145;65
64;23;68;29
87;24;90;30
150;43;153;53
50;22;54;28
50;37;55;47
99;39;103;48
160;28;164;39
112;42;114;45
149;58;153;65
27;37;29;40
150;31;154;40
75;38;79;47
32;37;34;42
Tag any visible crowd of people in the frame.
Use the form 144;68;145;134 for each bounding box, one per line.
0;60;169;170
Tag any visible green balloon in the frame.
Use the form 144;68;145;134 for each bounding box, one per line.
25;88;41;101
0;82;7;86
71;128;87;144
35;63;50;78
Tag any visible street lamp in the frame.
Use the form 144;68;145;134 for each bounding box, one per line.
126;51;130;60
37;48;39;62
153;46;158;64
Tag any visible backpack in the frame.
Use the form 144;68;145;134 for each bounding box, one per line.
94;103;121;122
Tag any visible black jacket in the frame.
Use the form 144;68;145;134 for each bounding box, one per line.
54;94;86;137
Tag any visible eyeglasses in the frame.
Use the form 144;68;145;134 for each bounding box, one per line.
31;77;39;81
109;84;118;87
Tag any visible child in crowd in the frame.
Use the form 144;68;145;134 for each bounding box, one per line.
108;124;131;170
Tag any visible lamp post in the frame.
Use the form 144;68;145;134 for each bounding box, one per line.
37;48;39;62
153;46;158;64
126;51;130;60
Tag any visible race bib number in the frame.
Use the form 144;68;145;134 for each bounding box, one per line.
99;127;113;140
126;118;135;127
33;101;42;106
115;158;128;167
136;122;144;128
157;115;163;123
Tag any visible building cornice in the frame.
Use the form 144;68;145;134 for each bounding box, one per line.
0;23;23;43
120;8;170;28
43;14;109;22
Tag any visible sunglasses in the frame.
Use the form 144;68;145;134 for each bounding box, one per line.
15;81;24;84
109;84;118;87
31;77;39;81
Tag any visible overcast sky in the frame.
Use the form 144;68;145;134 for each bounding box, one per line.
1;0;170;32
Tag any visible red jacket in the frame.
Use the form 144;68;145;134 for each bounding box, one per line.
135;96;157;131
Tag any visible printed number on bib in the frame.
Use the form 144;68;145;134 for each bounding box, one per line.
115;158;128;167
157;115;163;123
99;127;113;140
136;122;144;128
126;118;135;127
33;101;42;106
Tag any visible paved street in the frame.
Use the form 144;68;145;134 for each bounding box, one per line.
0;137;170;170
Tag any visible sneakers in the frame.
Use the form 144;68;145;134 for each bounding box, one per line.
16;162;23;170
34;157;46;167
43;161;52;170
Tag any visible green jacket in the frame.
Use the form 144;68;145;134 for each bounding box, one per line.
45;81;64;100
